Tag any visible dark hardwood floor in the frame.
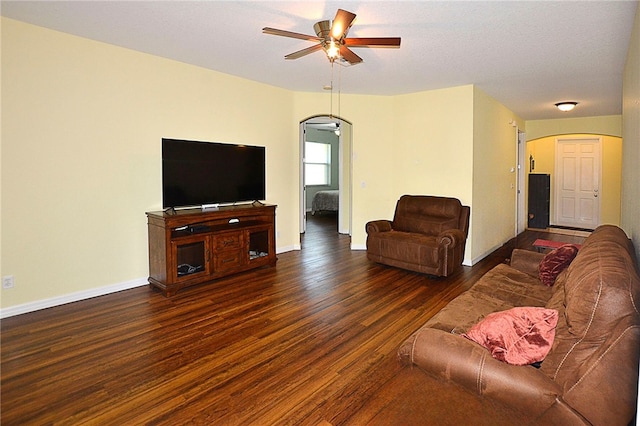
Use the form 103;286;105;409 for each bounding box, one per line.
1;214;585;425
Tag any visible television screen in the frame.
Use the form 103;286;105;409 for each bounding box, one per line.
162;138;266;209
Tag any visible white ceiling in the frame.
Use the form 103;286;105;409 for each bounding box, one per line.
2;1;637;120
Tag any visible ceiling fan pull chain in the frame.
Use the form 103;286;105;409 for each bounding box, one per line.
338;63;341;119
330;61;334;119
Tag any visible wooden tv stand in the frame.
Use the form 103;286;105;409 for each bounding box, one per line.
146;204;277;297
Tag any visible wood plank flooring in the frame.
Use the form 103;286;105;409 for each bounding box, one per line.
1;214;585;425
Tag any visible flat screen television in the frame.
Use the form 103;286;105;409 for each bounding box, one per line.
162;138;266;209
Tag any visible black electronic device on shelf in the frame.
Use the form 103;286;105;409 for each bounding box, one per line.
189;224;211;233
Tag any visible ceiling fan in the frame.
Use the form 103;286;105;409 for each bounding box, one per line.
263;9;401;65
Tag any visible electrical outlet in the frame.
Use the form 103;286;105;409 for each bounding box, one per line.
2;275;15;289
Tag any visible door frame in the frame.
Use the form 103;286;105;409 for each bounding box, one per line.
299;115;353;237
553;136;602;229
516;129;526;235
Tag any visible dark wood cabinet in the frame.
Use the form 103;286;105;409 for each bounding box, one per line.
146;204;277;296
528;173;550;229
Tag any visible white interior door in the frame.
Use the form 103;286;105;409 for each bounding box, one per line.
554;137;601;229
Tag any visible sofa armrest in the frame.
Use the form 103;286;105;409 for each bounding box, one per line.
366;220;393;234
437;228;465;248
510;248;545;277
400;327;562;417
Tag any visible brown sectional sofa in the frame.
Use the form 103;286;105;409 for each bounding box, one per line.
366;195;470;276
398;225;640;425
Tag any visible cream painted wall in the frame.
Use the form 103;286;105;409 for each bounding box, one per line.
296;87;478;262
0;17;4;301
0;17;545;312
472;87;524;262
295;85;522;266
526;134;622;226
1;18;298;308
293;91;397;250
621;5;640;415
621;3;640;262
392;86;475;262
526;115;622;140
392;86;474;200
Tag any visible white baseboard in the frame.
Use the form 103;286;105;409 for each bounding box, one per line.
2;246;303;319
0;277;149;319
469;242;504;266
0;241;503;318
277;244;301;253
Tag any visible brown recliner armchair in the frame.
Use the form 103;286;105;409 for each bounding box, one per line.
366;195;470;276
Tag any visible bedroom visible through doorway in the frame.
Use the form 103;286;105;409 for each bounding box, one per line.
299;116;352;241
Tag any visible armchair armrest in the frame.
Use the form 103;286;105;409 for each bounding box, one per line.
510;248;545;277
437;228;465;248
366;220;393;234
401;327;562;417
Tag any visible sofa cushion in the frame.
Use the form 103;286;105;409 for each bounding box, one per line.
540;226;640;389
473;263;553;306
368;231;440;268
544;269;569;312
394;215;460;236
538;244;579;286
463;307;559;365
392;195;462;236
563;240;640;340
424;263;553;333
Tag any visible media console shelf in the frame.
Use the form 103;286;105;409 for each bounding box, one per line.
146;204;277;297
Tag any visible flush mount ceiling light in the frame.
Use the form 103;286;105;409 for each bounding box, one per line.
555;101;578;112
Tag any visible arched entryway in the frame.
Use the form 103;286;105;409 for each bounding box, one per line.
299;115;352;238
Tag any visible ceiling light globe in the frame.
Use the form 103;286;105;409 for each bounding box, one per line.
555;101;578;112
326;40;340;59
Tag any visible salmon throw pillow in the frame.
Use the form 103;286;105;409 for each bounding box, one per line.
463;307;559;366
538;244;579;286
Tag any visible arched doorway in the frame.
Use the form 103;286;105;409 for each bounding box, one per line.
525;133;621;230
299;115;352;237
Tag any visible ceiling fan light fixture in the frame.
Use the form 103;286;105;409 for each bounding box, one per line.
331;22;345;39
326;40;340;59
264;9;399;65
555;101;578;112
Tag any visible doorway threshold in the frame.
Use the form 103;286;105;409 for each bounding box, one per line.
547;226;593;237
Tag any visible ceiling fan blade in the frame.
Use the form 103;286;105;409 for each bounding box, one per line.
285;43;324;60
344;37;401;47
262;27;322;42
339;45;363;64
330;9;356;40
